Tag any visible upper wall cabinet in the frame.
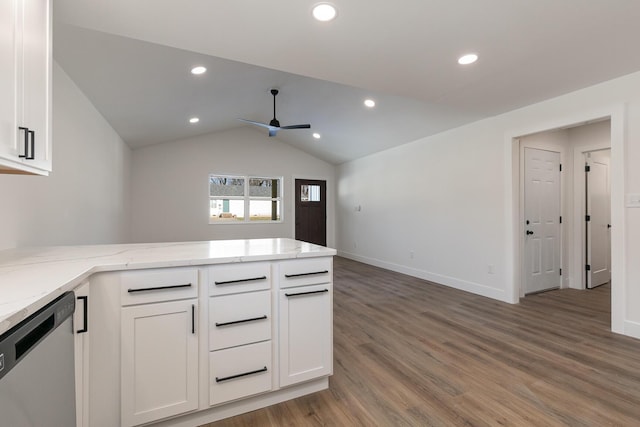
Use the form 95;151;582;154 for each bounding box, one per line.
0;0;51;175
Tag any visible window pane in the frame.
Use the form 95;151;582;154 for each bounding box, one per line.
249;199;280;221
249;178;280;198
210;176;245;197
209;199;244;221
301;184;321;202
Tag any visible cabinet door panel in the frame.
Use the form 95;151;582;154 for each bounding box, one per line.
0;0;16;159
279;284;332;387
121;300;198;426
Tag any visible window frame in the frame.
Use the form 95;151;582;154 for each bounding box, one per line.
209;174;283;224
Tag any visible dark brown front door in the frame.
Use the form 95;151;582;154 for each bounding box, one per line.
295;179;326;246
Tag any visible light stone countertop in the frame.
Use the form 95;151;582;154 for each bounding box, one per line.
0;238;336;334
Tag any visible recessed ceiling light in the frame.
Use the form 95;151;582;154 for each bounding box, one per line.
364;99;376;108
312;3;337;21
191;66;207;75
313;133;321;139
189;117;199;124
458;54;478;65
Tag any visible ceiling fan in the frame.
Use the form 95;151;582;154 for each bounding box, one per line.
238;89;311;137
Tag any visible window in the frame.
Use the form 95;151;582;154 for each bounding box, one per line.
209;174;282;223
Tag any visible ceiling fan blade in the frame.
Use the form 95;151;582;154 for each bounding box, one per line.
237;118;273;129
281;124;311;130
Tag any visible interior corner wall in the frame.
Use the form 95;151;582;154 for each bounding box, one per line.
0;62;131;250
337;70;640;340
129;127;336;247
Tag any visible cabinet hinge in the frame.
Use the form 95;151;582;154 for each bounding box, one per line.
586;264;591;271
585;165;591;172
585;215;591;222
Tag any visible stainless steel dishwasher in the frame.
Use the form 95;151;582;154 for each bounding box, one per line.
0;291;76;426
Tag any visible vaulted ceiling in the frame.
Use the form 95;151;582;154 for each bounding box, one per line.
53;0;640;164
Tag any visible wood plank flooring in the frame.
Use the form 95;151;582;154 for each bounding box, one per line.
203;257;640;426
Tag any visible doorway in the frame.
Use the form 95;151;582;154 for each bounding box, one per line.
294;179;327;246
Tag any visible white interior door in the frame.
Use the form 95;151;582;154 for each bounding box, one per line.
524;148;561;294
586;150;611;288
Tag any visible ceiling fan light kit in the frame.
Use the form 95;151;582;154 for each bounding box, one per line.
238;89;311;137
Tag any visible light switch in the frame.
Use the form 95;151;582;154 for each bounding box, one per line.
626;193;640;208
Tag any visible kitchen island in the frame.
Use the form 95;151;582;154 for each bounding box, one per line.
0;238;336;426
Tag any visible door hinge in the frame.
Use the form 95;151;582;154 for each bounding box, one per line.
559;268;562;276
585;165;591;172
559;216;562;224
559;164;562;172
585;215;591;222
586;264;591;271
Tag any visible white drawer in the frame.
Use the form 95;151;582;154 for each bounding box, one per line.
209;262;271;296
120;268;198;306
209;341;272;406
278;258;332;289
209;290;271;351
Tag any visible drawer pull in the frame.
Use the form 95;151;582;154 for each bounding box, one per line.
215;366;268;383
127;283;192;293
214;276;267;286
215;315;268;327
284;270;328;278
285;289;329;297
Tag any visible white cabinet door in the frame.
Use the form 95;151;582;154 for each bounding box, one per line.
73;282;90;427
0;0;51;175
279;283;332;387
0;0;17;163
121;299;199;427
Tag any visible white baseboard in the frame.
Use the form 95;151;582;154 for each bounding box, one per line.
623;320;640;340
337;251;511;303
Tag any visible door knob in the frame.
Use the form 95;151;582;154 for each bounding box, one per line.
526;230;534;235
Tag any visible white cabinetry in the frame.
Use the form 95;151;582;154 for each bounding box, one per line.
208;263;273;406
0;0;51;175
278;258;333;387
73;282;90;427
120;268;199;427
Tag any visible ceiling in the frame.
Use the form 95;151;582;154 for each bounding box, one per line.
53;0;640;165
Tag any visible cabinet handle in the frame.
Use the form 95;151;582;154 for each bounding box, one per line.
18;127;29;159
284;270;328;278
191;304;196;334
27;130;35;160
127;283;192;293
215;315;268;327
76;295;88;334
214;276;267;286
215;366;268;383
285;289;329;297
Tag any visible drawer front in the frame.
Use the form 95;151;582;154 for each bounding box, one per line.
209;262;271;296
278;257;333;289
209;341;272;406
209;291;271;351
120;268;198;306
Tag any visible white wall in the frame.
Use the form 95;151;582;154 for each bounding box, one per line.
0;63;131;250
337;70;640;338
130;127;335;246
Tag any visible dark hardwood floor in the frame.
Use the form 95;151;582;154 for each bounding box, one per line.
204;257;640;426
